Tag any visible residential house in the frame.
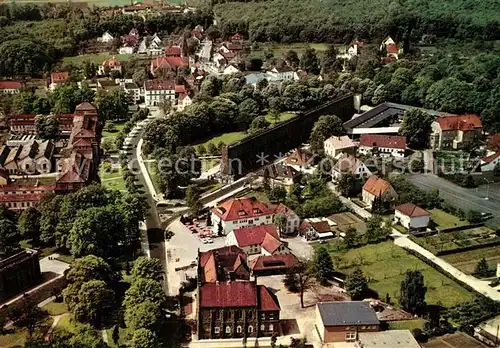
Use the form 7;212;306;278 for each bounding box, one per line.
486;134;500;155
356;330;421;348
359;134;406;158
198;246;250;283
284;148;314;173
249;253;297;277
150;54;189;77
362;175;398;210
332;153;371;182
299;219;335;241
98;56;122;76
49;72;69;91
274;203;300;235
119;29;139;54
138;34;164;56
197;281;280;339
394;203;430;230
143;80;179;106
0;81;22;94
316;301;380;343
97;80;120;91
223;65;241;75
293;70;308;81
380;36;402;60
267;66;294;81
229;33;244;44
337;40;363;60
481;152;500;172
324;135;357;158
225;224;290;256
430;115;482;150
97;31;114;43
211;197;274;235
257;163;300;192
177;93;192;111
123;82;141;103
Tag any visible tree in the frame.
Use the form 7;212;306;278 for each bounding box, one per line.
313;247;334;284
185;185;202;216
124;278;167;309
300;48;320;75
474;258;490;278
282;83;312;110
82;60;97;79
95;88;129;122
273;213;287;235
343;227;359;248
72;280;115;327
268;186;287;202
337;173;356;197
248;116;270;133
283;259;314;308
18;207;41;244
207;143;218;155
132;257;164;282
365;215;390;243
0;218;21;259
130;328;159;348
125;301;164;332
309;115;344;153
399;109;434;149
345;268;369;300
284;50;300;69
36;114;60;140
237;98;260;128
400;270;427;316
321;45;341;74
9;297;48;341
371;84;387;105
112;325;120;345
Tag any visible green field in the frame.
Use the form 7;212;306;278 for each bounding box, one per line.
100;167;126;192
388;319;426;331
251;43;334;59
42;301;69;316
442;245;500;274
63;53;135;67
319;241;473;307
430;208;468;229
195;131;248;149
5;0;184;7
265;112;296;124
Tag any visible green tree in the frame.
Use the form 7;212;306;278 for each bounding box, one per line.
399;109;434;149
345;267;369;300
321;45;341;74
343;227;359;248
337;173;356;197
73;280;115;327
185;185;202;216
82;60;97;79
249;116;270;133
400;270;427;315
130;328;158;348
313;247;334;284
125;301;164;332
95;88;129;122
309;115;344;153
207;142;218;155
8;297;48;341
131;257;164;283
124;278;167;309
273;213;287;235
268;186;287;202
0;218;21;259
35;114;60;140
283;259;314;308
237;98;260;129
284;50;300;69
474;258;490;278
18;207;41;244
300;48;320;75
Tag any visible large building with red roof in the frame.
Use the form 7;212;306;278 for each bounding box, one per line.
225;224;290;256
197;246;250;283
211;197;275;235
359;134;406;158
430;114;482;150
197;281;280;339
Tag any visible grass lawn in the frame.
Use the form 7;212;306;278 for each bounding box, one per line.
319;241;473;307
0;329;27;347
388;319;426;331
145;161;162;195
42;301;68;316
102;123;126;138
442;245;500;274
63;53;134;67
100;168;126;192
195;131;248;148
251;42;337;59
265;112;296;124
430;208;468;229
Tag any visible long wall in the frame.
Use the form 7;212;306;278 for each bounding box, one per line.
221;94;354;176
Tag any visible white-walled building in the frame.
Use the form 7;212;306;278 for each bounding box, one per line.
359;134;406;158
225;224;290;256
97;31;114;43
274;203;300;235
394;203;430;230
98;56;122;76
324;135;357;158
143;80;176;106
211;197;274;235
123;82;141;103
481;152;500;172
332;154;371;182
267;66;294;81
362;175;398;209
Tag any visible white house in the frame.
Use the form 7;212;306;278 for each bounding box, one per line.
324;135;357;158
332;153;371;182
274;203;300;235
123;82;141;103
267;66;294;81
337;41;363;60
97;31;114;43
119;44;135;54
143;80;176;106
210;197;274;235
223;65;240;75
225;224;290;256
481;152;500;172
98;56;122;76
394;203;430;230
0;81;22;94
362;175;398;209
359;134;406;158
177;93;192;111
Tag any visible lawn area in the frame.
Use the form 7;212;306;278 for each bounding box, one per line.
102;123;126;139
195;131;247;148
264;112;296;124
442;245;500;274
42;301;68;316
100;167;126;192
250;42;337;59
0;329;27;348
63;53;135;67
145;161;162;195
429;208;468;229
388;319;426;331
106;326;130;347
319;241;473;307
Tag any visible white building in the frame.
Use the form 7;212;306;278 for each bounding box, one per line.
177;94;192;111
123;82;142;103
362;175;398;209
394;203;430;230
481;152;500;172
324;135;357;158
332;153;371;182
359;134;406;158
210;197;274;235
274;203;300;235
225;224;290;256
143;80;176;106
98;56;122;76
97;31;114;43
267;66;294;81
119;45;135;54
223;65;240;75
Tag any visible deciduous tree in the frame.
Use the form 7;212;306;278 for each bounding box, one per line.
131;257;164;283
400;270;427;315
399;109;434;149
345;267;369;300
313;246;334;284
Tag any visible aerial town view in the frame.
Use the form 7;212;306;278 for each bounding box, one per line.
0;0;499;347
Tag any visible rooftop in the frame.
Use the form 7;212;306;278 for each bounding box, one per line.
233;224;279;248
395;203;430;217
363;175;394;196
435;114;482;131
212;197;274;221
324;135;356;149
359;134;406;150
358;330;420;348
317;301;379;326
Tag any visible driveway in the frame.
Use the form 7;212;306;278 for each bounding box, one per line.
409;174;500;225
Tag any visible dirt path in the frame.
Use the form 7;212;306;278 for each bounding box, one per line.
44;313;68;341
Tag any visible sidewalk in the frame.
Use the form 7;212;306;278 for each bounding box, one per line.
136;138;159;200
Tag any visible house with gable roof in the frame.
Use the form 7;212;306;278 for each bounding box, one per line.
362;175;398;210
198;246;250;283
98;56;122;76
225;224;290;256
332;153;371;182
50;72;69;91
97;31;114;43
0;81;23;94
430;114;482;150
359;134;407;158
394;203;430;230
274;203;300;235
380;36;402;60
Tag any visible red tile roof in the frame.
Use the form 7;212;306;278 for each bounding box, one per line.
175;84;186;93
212;197;274;221
487;134;500;152
227;43;242;51
75;102;98;113
0;81;22;89
250;254;297;272
274;203;297;217
482;151;500;164
233;224;279;248
360;134;406;150
386;43;399;54
435;115;482;131
257;285;280;311
199;246;248;283
144;79;175;91
395;203;429;217
284;148;313;167
103;56;121;68
51;72;69;83
230;33;243;41
363;176;393;196
151;56;189;71
165;45;182;57
310;221;331;233
260;232;283;254
199;282;257;308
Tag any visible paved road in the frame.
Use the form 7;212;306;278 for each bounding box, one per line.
409;174;500;225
